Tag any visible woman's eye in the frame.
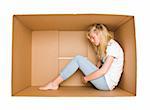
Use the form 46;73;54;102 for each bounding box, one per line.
90;36;93;39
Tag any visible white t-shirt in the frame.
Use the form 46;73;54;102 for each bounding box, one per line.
104;39;124;90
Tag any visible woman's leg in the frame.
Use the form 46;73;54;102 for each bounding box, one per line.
39;55;109;90
62;55;109;90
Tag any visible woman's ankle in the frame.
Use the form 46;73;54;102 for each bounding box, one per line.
51;82;59;87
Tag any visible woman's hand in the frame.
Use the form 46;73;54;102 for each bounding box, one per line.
82;76;88;84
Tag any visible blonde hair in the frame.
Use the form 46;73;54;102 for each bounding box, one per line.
86;24;114;61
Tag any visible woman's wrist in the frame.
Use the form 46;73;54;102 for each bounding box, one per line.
84;77;88;82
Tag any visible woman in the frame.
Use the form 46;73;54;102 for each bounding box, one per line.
39;23;124;91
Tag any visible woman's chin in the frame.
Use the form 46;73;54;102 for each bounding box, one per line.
95;43;100;46
92;42;99;46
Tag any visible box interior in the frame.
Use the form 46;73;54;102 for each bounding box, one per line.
12;14;136;96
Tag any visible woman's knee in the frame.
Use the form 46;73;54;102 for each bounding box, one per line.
74;55;85;60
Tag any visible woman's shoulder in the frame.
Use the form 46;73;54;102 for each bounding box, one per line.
108;39;121;48
107;39;124;53
106;39;124;58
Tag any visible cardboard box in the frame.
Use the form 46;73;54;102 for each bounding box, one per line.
12;14;136;97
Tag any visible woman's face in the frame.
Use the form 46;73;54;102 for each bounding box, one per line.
88;31;100;46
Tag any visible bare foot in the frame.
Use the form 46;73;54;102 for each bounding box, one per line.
38;82;59;90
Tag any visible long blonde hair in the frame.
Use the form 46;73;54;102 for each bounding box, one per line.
87;24;114;62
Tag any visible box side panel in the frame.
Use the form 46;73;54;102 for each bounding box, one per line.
14;86;134;97
115;18;136;95
12;17;32;95
16;14;130;31
31;31;59;86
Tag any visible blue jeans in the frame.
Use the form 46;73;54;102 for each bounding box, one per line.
60;55;109;90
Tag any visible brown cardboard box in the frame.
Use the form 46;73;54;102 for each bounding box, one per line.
12;14;136;97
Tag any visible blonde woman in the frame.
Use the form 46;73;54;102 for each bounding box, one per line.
39;24;124;91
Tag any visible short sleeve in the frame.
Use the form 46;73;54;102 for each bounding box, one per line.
106;43;118;59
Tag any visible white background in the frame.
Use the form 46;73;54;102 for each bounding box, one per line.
0;0;150;110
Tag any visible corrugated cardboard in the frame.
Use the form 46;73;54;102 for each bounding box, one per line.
12;14;136;96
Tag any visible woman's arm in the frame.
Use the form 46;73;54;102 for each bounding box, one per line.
84;56;114;82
